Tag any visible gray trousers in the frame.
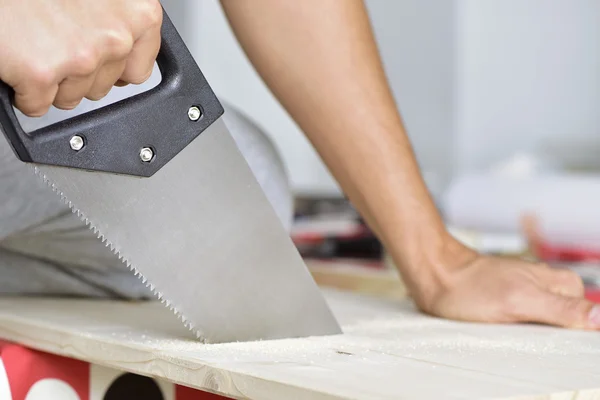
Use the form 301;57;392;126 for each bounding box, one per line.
0;74;292;299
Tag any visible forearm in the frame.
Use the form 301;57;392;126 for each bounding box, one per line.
220;0;473;300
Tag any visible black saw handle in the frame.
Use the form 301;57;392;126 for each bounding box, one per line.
0;8;223;177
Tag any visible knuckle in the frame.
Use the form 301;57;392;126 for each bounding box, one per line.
25;64;56;88
555;269;584;289
142;1;164;27
70;46;100;76
103;28;134;59
564;269;583;284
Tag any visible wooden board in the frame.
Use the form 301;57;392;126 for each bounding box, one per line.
1;289;600;400
307;259;408;300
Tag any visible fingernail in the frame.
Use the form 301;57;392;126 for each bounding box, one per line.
588;305;600;328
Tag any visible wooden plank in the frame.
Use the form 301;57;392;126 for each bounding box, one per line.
0;289;600;399
307;258;408;300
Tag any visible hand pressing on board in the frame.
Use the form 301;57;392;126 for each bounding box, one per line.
412;245;599;330
0;0;162;117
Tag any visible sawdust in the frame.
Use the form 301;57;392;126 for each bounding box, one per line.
111;313;600;365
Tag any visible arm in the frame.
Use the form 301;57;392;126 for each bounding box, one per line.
220;0;600;329
219;0;466;306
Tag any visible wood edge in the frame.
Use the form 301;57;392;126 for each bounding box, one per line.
0;317;340;400
307;259;408;300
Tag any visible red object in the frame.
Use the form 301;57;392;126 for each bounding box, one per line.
585;288;600;303
0;341;89;400
308;257;385;270
534;241;600;262
177;385;231;399
292;224;371;246
0;340;229;399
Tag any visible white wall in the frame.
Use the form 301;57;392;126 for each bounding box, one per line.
366;0;457;197
162;0;600;196
455;0;600;172
168;0;457;197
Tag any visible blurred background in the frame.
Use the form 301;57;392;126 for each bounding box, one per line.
160;0;600;291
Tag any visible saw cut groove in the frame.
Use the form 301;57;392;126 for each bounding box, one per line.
31;165;207;342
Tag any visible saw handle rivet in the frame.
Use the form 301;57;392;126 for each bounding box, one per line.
140;147;155;163
188;106;202;121
69;135;85;151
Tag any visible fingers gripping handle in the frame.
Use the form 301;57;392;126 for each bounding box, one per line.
0;8;223;177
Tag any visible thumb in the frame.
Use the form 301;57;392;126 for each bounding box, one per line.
523;288;600;330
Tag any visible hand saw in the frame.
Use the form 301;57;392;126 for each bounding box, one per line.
0;9;341;343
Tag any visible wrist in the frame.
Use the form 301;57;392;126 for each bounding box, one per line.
386;228;478;310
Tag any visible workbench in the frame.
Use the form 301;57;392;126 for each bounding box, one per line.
1;268;600;400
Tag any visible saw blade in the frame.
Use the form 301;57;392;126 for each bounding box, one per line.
31;118;342;343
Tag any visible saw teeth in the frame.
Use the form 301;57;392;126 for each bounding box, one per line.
31;165;206;342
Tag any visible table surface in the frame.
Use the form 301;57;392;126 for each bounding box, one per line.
0;289;600;400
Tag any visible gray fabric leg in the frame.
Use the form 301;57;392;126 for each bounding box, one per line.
0;209;154;299
0;76;293;298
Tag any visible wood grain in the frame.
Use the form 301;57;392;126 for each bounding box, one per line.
0;289;600;400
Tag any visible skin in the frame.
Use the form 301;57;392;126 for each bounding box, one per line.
1;0;598;329
0;0;162;116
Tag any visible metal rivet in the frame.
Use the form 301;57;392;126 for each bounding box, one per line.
70;135;85;151
188;106;202;121
140;147;154;163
